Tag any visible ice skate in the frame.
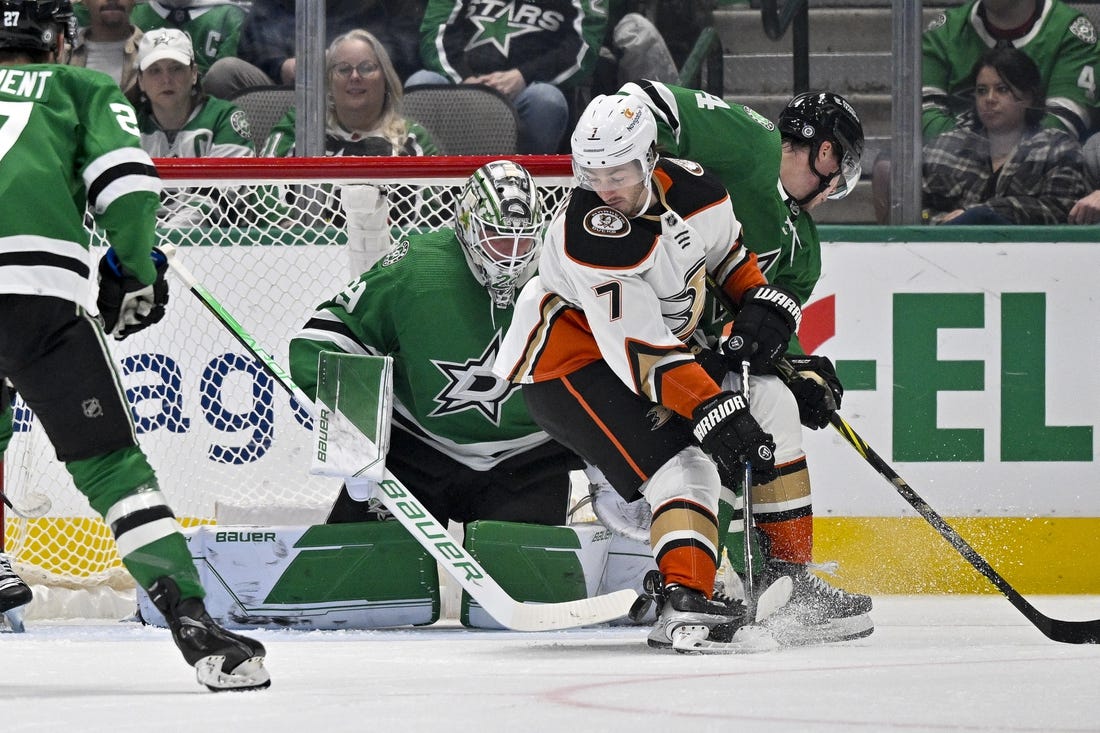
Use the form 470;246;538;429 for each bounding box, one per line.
758;560;874;645
148;577;270;692
0;554;32;633
764;560;872;622
631;570;776;654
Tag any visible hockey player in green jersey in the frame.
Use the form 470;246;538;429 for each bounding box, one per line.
0;0;268;689
615;80;873;642
289;160;583;527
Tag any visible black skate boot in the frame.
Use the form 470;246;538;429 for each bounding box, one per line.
758;560;874;645
631;571;763;652
764;560;872;622
0;554;32;633
148;577;270;691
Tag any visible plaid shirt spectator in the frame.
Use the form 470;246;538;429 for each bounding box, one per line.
922;119;1091;223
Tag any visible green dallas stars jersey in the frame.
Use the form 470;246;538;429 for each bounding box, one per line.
0;64;161;302
922;0;1100;141
130;1;244;76
289;229;554;470
419;0;605;88
621;80;822;308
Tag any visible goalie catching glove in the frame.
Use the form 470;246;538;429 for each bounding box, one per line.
692;391;777;486
97;247;169;340
722;285;801;371
784;354;843;429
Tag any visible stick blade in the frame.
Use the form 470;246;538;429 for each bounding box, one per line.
1043;618;1100;644
496;589;639;632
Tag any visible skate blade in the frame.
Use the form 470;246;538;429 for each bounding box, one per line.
1;606;27;633
766;611;875;647
671;623;779;654
195;655;272;692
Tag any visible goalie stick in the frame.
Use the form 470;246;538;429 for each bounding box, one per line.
161;245;638;631
704;275;1100;644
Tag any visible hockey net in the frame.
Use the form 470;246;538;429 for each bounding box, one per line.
2;155;575;616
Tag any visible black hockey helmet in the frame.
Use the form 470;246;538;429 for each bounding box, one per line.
0;0;74;54
778;91;865;202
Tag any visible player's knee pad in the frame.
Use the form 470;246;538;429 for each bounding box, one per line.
640;445;721;516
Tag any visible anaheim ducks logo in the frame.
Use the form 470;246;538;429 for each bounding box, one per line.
647;404;675;431
584;206;630;237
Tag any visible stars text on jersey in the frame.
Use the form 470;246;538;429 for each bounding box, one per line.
465;2;559;56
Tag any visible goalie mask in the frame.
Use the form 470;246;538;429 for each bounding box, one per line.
455;160;544;308
571;93;658;193
778;91;864;204
0;0;74;53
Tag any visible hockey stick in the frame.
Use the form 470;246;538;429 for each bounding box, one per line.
739;359;757;619
704;277;1100;643
0;489;52;519
777;355;1100;645
161;245;638;631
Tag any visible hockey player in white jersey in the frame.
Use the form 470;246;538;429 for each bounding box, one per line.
495;93;811;651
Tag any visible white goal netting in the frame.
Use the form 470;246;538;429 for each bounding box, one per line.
2;155;575;610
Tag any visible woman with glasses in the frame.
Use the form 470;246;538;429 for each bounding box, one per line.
262;28;436;158
261;29;438;274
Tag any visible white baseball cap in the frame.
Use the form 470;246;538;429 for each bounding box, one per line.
138;28;195;71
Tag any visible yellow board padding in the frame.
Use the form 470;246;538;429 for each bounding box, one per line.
8;515;1098;595
814;517;1100;594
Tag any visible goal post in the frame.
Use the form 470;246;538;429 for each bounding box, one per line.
2;155;576;613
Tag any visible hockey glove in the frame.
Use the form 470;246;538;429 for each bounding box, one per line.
785;355;843;429
692;391;777;486
97;247;169;340
721;285;802;371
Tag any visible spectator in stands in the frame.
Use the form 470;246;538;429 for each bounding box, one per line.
130;28;254;226
874;0;1100;222
261;28;436;157
261;29;436;272
922;46;1090;224
924;0;1100;142
66;0;143;93
591;2;679;96
202;0;422;100
406;0;607;154
129;0;245;78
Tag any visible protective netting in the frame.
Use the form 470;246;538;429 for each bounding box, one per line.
3;156;574;593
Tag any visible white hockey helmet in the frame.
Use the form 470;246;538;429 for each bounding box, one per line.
455;160;544;308
570;93;658;192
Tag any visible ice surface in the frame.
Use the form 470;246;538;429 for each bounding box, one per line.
3;595;1099;732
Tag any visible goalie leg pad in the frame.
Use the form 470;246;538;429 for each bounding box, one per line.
461;521;613;629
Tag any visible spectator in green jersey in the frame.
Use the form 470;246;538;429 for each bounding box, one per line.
129;0;244;78
129;28;254;226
